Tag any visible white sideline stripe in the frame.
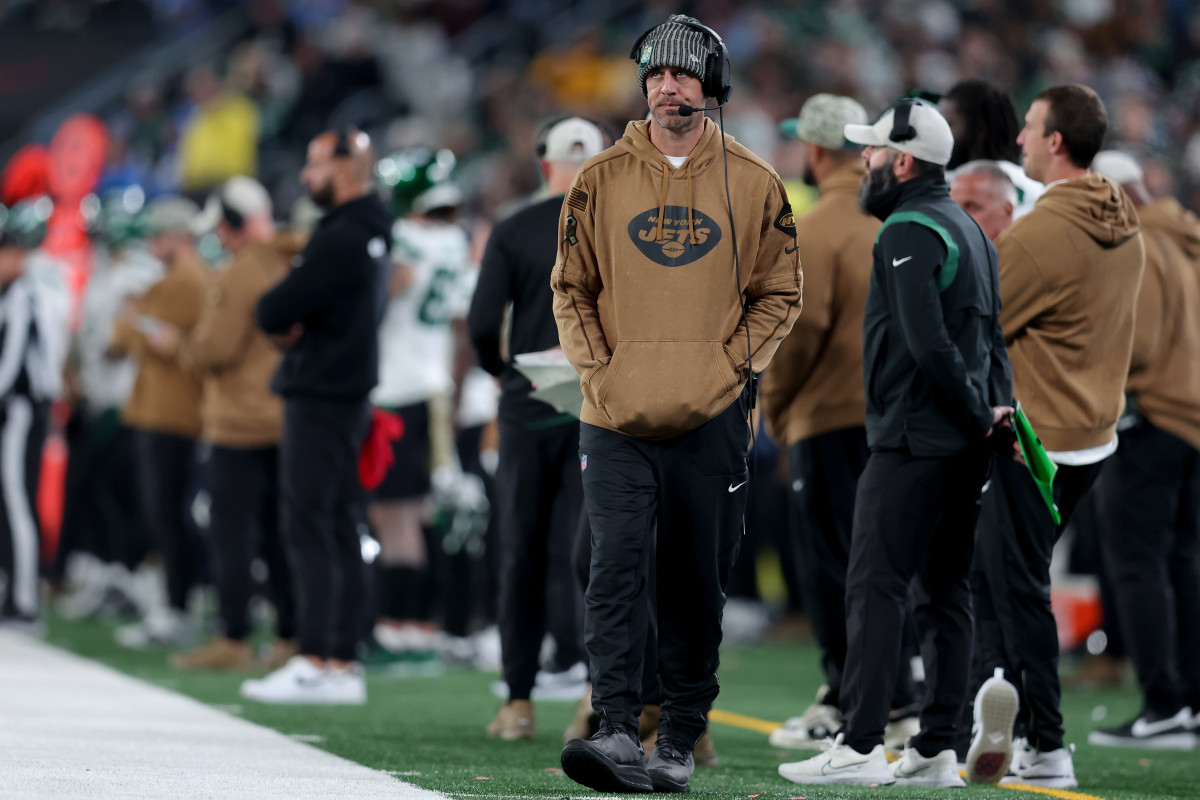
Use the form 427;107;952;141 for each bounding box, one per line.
0;631;448;799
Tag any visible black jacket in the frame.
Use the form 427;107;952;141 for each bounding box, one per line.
468;195;572;425
256;194;390;401
861;171;1012;456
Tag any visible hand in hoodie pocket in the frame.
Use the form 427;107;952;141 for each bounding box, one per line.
597;340;739;438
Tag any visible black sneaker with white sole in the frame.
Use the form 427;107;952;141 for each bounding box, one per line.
1088;708;1198;751
562;723;653;793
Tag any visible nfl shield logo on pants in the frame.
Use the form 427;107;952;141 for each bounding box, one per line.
580;454;587;471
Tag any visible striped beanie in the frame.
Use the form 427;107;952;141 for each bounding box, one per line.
636;15;710;97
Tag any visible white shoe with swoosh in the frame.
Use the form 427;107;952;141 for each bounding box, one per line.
778;733;895;785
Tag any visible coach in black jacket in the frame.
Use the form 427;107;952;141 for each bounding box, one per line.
467;117;608;739
245;129;389;705
780;100;1012;787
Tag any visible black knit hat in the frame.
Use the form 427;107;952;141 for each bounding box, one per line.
636;15;710;97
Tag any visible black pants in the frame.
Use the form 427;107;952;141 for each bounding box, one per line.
970;455;1103;752
208;445;295;642
134;429;197;612
0;397;47;619
280;397;370;662
496;419;585;699
788;426;916;710
1096;422;1200;714
842;447;990;756
581;394;749;749
56;411;144;577
573;505;664;707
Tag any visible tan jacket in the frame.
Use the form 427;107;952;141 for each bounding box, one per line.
551;118;803;439
761;162;876;445
1127;198;1200;450
996;174;1144;451
111;252;207;439
183;234;300;448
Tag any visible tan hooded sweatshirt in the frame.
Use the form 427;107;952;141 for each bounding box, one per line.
1127;197;1200;451
996;173;1145;452
551;118;802;439
761;161;876;445
183;233;303;448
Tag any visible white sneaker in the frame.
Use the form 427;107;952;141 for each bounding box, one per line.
883;713;921;758
778;733;895;786
890;746;966;788
490;661;589;702
770;685;843;750
967;668;1019;784
114;607;194;650
1007;743;1077;789
240;656;366;705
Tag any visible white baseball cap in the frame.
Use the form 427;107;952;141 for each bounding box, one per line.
192;175;272;235
844;99;955;167
1091;150;1144;186
541;117;607;163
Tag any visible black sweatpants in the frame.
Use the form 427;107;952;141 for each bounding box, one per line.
496;419;585;699
0;396;47;620
841;447;990;756
280;397;370;662
56;411;144;577
788;426;916;711
208;445;295;642
970;455;1102;752
581;394;749;750
1095;422;1200;714
134;429;197;612
573;507;664;707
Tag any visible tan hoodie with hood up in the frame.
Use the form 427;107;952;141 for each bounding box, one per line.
551;118;803;439
995;173;1145;452
1127;197;1200;451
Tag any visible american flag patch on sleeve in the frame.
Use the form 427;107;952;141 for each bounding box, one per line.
567;188;588;212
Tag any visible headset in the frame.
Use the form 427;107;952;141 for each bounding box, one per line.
890;98;920;144
628;17;732;105
218;192;244;230
333;128;355;158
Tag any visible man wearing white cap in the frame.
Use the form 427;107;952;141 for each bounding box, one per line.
468;116;609;741
765;94;919;754
167;176;302;673
1086;150;1200;751
779;98;1013;787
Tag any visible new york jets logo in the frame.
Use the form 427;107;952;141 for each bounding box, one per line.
640;44;653;66
627;205;723;267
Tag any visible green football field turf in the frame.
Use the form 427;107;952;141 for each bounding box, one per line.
45;615;1198;800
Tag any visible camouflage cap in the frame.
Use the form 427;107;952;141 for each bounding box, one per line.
781;93;869;149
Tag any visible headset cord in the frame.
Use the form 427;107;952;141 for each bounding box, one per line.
717;105;756;513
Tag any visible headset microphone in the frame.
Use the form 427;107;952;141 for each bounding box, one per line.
677;101;726;117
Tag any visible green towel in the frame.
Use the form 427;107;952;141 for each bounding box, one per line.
1012;404;1061;525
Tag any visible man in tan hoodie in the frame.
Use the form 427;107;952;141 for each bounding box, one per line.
109;197;208;650
1086;151;1200;750
553;15;801;794
763;94;917;753
166;177;301;672
968;85;1145;789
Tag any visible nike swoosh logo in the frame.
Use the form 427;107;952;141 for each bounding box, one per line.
785;245;800;254
892;256;913;266
1131;716;1185;737
822;758;870;775
728;481;747;493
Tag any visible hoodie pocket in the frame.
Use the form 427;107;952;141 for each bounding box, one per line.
599;340;739;437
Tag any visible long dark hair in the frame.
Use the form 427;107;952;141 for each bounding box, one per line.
945;80;1021;168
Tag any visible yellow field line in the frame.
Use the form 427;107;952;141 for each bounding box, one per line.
708;709;1107;800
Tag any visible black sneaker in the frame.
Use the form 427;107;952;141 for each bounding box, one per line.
562;722;653;793
1088;708;1197;750
646;733;694;793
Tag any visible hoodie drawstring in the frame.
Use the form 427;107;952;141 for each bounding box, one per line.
656;167;669;243
686;163;697;245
